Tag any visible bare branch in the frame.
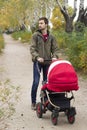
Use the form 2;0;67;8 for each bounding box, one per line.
56;0;65;11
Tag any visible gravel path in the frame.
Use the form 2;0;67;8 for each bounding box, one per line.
0;34;87;130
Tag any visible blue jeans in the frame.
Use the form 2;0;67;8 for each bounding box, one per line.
31;62;49;104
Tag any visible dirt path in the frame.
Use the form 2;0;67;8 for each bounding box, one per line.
0;34;87;130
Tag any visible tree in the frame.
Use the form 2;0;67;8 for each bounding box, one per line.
0;0;36;32
55;0;87;33
30;0;55;32
56;0;77;33
75;0;87;31
1;0;87;34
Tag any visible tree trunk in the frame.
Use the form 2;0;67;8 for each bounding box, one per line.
56;0;77;33
76;7;87;25
75;0;87;31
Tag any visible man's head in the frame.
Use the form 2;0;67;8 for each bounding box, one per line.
38;17;49;31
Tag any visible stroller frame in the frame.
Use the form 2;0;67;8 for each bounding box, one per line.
36;90;76;125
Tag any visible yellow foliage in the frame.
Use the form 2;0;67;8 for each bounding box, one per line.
0;0;21;30
50;7;65;30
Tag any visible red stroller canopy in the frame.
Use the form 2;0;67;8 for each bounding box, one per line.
42;60;79;92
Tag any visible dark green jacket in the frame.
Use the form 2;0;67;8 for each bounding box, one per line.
30;30;59;63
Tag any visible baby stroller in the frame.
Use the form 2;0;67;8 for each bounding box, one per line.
36;60;79;125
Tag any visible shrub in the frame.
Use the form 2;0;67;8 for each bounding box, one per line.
12;30;32;43
52;29;87;74
0;34;4;52
52;30;68;49
66;32;87;74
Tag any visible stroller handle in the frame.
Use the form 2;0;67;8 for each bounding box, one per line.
36;59;52;64
36;59;52;81
44;59;52;62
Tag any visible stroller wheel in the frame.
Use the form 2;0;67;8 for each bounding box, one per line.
51;112;58;125
36;102;43;118
67;107;76;124
67;115;75;124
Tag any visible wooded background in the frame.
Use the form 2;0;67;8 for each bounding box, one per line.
0;0;87;33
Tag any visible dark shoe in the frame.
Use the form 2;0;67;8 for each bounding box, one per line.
31;103;36;110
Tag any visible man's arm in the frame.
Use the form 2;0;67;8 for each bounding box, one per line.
30;34;44;63
30;34;39;61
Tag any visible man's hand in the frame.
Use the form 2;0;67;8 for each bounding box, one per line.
52;58;57;61
37;57;44;63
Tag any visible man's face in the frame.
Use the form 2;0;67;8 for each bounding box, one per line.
38;20;47;30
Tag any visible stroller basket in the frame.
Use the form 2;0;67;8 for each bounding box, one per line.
46;91;70;110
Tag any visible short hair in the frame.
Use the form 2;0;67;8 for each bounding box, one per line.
39;17;49;25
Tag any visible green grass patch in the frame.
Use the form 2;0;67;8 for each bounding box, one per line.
12;30;32;43
0;34;4;52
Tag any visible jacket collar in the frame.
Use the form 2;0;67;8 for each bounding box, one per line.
36;29;49;35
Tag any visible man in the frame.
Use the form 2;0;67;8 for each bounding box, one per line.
30;17;59;110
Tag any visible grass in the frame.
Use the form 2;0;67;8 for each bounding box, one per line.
12;30;32;43
0;34;4;52
0;79;20;129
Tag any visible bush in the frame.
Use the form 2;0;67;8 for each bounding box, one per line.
66;31;87;74
52;30;68;49
12;30;32;43
52;29;87;74
0;34;4;52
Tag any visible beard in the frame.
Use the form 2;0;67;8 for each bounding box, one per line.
39;27;44;31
